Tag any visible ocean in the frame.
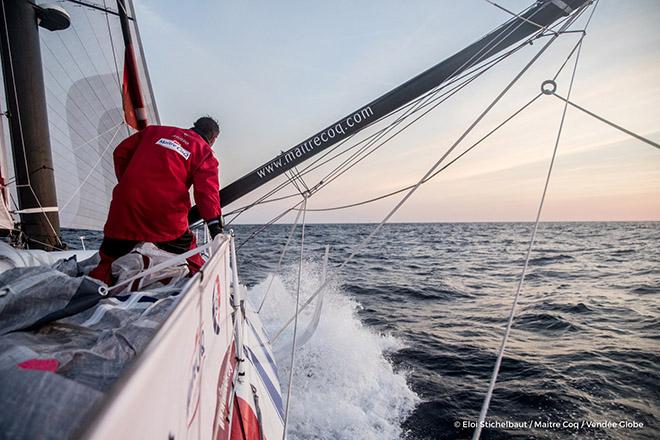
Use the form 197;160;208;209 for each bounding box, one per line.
66;222;659;439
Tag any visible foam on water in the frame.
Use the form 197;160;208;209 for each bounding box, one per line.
248;261;419;440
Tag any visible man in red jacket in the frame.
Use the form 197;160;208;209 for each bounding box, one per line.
89;117;223;285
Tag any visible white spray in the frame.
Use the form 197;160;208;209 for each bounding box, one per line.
249;260;419;440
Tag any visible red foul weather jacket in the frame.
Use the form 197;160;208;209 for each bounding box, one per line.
104;125;221;242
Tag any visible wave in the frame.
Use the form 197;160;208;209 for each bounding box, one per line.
629;284;659;295
517;312;582;333
248;263;419;440
537;301;593;314
528;254;576;266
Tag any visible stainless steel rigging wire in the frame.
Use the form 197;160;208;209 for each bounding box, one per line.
271;4;587;344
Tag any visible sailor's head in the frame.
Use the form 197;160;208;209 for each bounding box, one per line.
192;116;220;146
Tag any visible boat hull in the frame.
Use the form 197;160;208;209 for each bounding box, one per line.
80;235;284;439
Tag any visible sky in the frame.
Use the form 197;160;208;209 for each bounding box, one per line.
133;0;660;223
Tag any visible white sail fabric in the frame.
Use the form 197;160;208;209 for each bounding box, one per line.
36;0;159;231
0;120;13;230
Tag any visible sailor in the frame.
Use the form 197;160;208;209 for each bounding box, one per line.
89;117;224;285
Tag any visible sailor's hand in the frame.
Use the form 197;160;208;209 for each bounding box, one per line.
207;217;223;239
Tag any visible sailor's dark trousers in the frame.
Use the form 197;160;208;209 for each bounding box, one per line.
89;229;202;285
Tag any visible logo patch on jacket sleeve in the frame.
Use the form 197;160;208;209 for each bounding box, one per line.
156;138;191;160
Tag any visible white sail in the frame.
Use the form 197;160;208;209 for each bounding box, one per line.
36;0;159;231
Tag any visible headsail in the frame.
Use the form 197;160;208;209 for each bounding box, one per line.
4;0;160;232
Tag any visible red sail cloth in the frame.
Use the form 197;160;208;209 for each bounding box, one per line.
104;125;221;243
122;44;147;130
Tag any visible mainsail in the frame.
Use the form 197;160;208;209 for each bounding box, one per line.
0;0;159;232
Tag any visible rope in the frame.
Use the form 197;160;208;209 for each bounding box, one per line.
484;0;554;34
281;196;307;440
300;93;542;212
271;13;579;343
306;7;551;197
257;202;304;313
301;21;594;215
226;6;551;225
551;94;660;150
472;10;588;440
235;199;305;251
108;242;211;293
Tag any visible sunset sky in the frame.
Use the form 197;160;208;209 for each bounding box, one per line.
135;0;660;223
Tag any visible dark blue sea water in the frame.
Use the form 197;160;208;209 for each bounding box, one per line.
64;222;659;439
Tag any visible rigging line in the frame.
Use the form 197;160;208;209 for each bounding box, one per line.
284;170;303;196
484;0;554;34
295;18;585;209
230;13;552;221
314;57;498;192
298;43;525;181
281;196;307;440
551;94;660;150
303;94;543;212
223;43;533;220
306;10;543;186
27;186;64;246
60;123;124;211
103;0;126;112
235;198;306;252
228;47;527;222
583;0;600;29
472;14;588;440
549;3;597;81
291;166;310;194
311;48;515;197
24;234;67;251
552;36;584;82
256;200;305;313
1;0;33;187
271;6;586;344
229;7;546;221
224;192;298;217
302;15;590;213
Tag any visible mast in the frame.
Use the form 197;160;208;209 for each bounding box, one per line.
202;0;588;217
0;1;70;249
